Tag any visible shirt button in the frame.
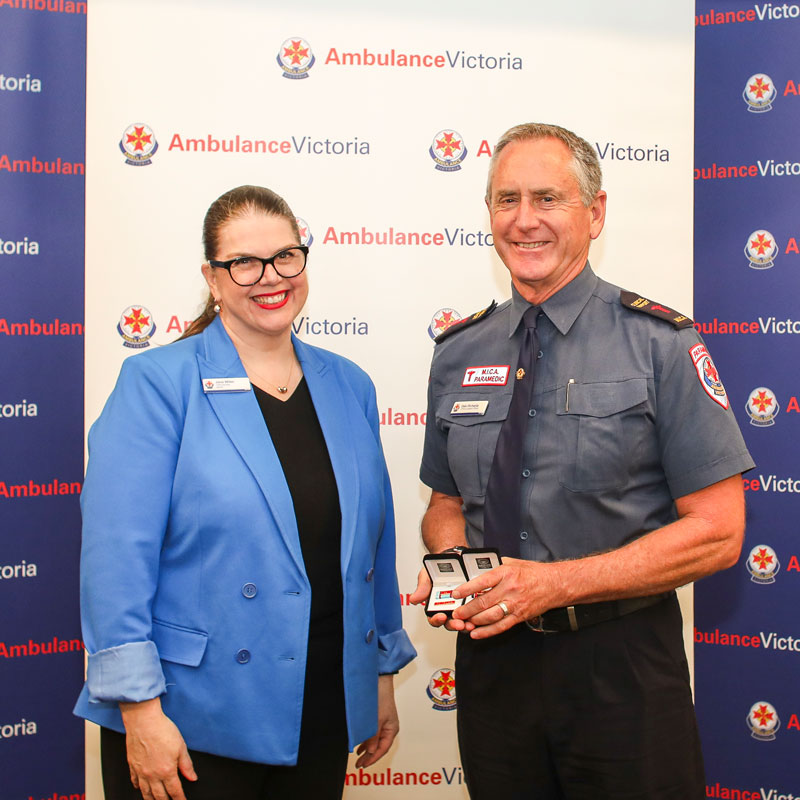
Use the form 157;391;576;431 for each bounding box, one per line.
242;583;257;598
522;469;531;478
235;649;251;664
537;350;543;359
365;568;375;582
519;531;529;541
365;629;375;644
528;409;536;417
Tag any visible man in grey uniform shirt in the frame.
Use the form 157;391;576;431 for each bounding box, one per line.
411;123;754;799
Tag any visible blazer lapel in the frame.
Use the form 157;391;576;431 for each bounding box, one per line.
196;318;305;573
294;336;359;570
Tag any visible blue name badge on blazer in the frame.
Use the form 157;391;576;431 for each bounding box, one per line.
202;377;251;393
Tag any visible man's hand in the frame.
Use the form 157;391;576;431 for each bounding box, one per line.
120;698;197;800
450;558;564;639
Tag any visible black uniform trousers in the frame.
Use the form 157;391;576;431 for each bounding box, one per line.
455;593;705;800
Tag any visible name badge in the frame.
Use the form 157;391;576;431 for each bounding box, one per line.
451;400;488;416
462;365;510;386
202;377;251;393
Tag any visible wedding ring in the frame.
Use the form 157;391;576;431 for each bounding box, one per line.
497;600;510;617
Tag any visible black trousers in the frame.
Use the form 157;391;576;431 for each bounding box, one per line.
455;594;705;800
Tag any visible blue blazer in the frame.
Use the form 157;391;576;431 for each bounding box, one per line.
74;316;415;765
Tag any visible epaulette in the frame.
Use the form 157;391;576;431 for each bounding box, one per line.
434;301;497;343
620;291;693;329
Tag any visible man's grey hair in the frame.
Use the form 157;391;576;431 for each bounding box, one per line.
485;123;603;207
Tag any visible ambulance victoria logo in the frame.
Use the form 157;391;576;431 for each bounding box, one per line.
746;387;779;426
277;37;315;79
748;701;780;741
428;308;462;339
747;544;780;584
119;123;158;166
743;73;776;113
745;230;778;269
429;130;467;172
117;305;156;349
427;668;457;711
296;216;313;247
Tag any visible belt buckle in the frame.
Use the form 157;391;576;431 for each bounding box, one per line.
525;615;558;634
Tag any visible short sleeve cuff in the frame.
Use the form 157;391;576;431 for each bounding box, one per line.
377;629;417;674
419;464;460;497
667;451;755;500
86;641;166;703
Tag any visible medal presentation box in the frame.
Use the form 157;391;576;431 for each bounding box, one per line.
423;549;501;617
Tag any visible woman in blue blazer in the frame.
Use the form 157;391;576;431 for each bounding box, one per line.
75;185;416;799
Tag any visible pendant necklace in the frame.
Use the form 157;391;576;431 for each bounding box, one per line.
247;358;295;395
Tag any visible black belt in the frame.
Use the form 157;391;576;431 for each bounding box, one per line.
525;592;673;633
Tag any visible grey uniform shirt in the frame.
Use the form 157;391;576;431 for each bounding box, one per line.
420;264;754;562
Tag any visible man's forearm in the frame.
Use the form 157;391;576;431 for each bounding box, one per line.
421;491;469;553
547;474;746;607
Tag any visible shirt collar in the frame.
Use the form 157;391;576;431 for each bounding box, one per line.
508;262;598;337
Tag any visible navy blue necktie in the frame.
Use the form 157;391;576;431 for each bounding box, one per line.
483;307;540;558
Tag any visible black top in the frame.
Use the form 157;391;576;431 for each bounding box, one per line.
253;379;343;631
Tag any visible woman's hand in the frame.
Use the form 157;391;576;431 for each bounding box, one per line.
355;674;399;768
120;698;197;800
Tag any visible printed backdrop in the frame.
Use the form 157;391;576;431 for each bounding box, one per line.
0;4;87;800
14;1;796;798
693;3;800;797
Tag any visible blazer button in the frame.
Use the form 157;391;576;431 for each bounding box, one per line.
242;583;257;598
365;568;375;582
365;629;375;644
236;649;251;664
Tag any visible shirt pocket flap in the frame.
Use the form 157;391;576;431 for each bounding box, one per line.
152;619;209;667
557;378;648;418
438;392;513;426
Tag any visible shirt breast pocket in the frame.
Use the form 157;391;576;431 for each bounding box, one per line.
556;378;649;493
438;392;513;498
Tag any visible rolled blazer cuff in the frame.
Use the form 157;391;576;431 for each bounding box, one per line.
86;641;167;703
377;629;417;674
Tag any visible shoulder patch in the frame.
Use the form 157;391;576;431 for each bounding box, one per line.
620;291;693;329
434;301;497;344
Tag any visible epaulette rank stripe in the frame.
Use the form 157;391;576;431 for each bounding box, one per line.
620;291;694;329
435;301;497;343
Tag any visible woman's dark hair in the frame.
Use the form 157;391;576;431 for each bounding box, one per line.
179;185;301;339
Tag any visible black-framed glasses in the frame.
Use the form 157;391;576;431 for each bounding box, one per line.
208;245;309;286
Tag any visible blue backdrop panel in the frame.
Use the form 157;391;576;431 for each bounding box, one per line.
694;2;800;794
0;5;86;798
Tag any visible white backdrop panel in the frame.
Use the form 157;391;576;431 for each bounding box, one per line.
86;1;693;796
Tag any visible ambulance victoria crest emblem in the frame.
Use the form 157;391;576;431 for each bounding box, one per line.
118;305;156;349
296;216;313;247
743;73;776;113
746;387;779;426
427;668;457;711
429;130;467;172
277;38;315;79
746;544;780;584
745;230;778;270
747;701;780;741
428;308;462;340
120;123;158;166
